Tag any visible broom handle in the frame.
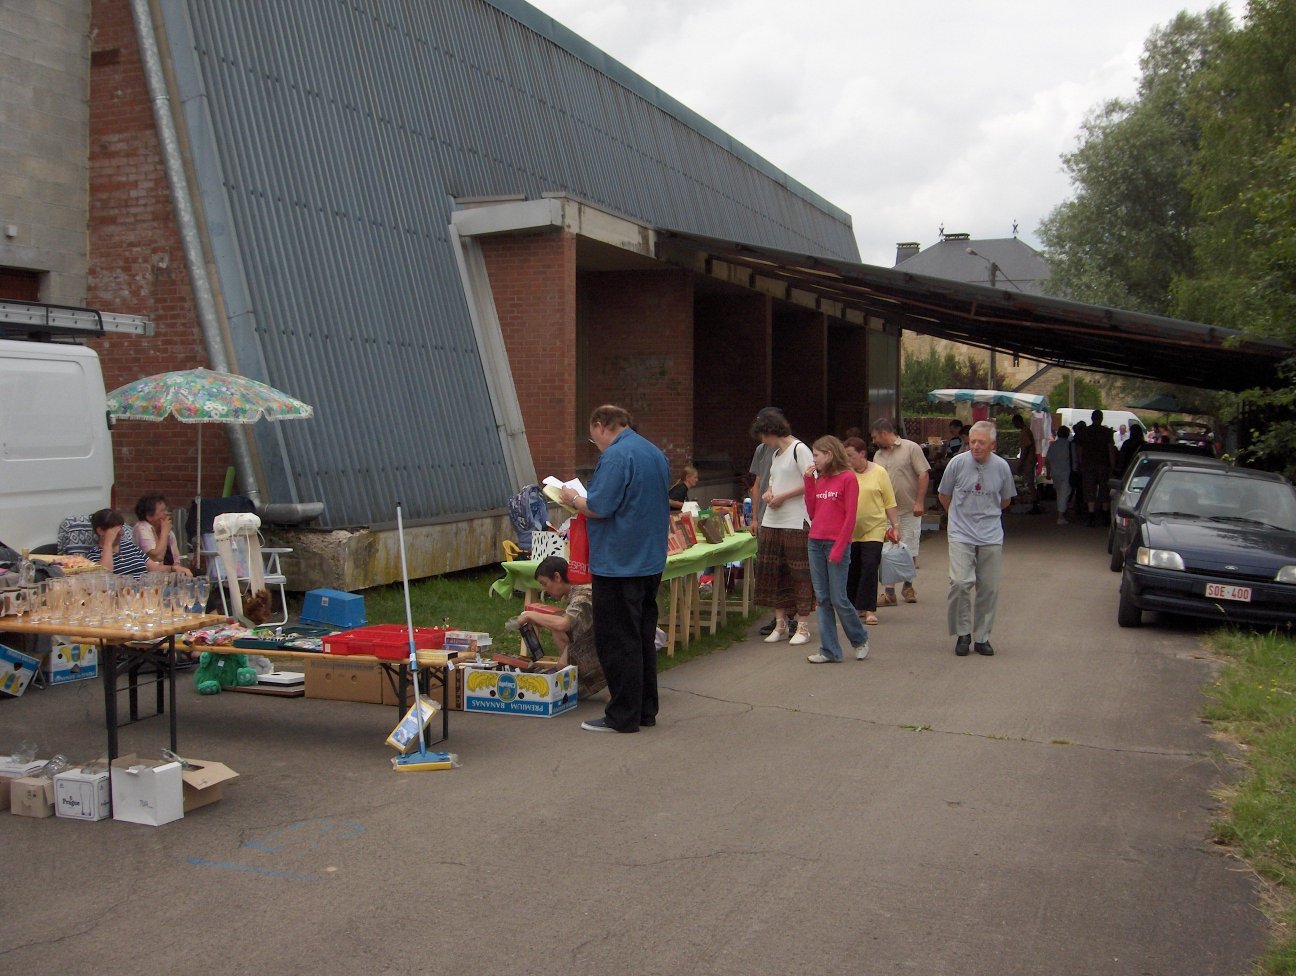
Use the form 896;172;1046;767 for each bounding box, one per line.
396;504;424;733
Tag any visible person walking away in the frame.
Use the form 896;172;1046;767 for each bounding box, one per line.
1115;424;1146;477
937;421;1016;657
870;419;930;605
558;405;669;733
1010;414;1042;514
1075;409;1116;527
1067;422;1087;519
751;409;815;646
1044;426;1074;525
842;437;900;627
803;436;871;663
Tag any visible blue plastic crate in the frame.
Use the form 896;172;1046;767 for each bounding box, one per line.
300;589;366;629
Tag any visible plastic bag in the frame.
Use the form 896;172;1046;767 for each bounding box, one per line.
879;541;916;584
567;515;591;583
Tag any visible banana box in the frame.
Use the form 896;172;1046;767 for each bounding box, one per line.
0;643;40;698
462;664;577;717
45;638;99;684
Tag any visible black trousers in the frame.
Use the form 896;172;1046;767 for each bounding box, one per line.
846;540;883;611
591;573;662;731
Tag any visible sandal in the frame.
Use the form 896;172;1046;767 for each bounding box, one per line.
863;612;879;626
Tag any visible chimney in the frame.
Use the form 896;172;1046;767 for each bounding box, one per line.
895;242;920;266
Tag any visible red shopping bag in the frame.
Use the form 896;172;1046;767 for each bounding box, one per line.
567;514;591;583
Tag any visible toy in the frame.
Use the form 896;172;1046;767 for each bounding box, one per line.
193;650;258;695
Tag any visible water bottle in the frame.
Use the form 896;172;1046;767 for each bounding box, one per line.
743;498;752;527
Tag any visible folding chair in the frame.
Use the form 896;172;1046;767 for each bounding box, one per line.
202;514;291;627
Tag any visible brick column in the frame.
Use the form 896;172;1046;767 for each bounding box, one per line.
694;291;770;476
478;229;578;481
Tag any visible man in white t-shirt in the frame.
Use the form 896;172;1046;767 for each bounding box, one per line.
750;408;815;646
870;418;930;605
938;421;1016;657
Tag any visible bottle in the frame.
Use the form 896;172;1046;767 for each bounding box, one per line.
743;498;752;528
17;550;35;614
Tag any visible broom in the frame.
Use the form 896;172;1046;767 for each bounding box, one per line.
391;502;458;772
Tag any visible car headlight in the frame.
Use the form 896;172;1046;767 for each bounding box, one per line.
1136;547;1185;571
1276;566;1296;584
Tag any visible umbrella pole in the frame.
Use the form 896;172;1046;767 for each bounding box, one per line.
194;425;203;572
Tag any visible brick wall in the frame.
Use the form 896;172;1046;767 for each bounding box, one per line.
87;0;223;514
579;268;693;476
478;229;577;482
772;306;827;439
694;291;770;484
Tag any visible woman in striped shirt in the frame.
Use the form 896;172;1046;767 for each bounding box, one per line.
88;508;152;577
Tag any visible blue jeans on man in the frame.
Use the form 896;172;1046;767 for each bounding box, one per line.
806;538;869;660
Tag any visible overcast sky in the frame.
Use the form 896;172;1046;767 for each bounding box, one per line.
525;0;1239;266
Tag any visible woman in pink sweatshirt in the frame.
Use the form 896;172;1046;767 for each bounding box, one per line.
803;436;871;663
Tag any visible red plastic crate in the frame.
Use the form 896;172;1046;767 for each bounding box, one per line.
322;624;448;660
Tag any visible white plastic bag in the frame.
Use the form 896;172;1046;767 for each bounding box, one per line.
879;541;916;584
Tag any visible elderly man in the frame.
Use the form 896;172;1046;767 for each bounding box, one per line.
559;405;670;733
870;418;930;604
937;420;1016;657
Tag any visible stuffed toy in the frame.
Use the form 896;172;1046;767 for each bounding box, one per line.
194;651;258;695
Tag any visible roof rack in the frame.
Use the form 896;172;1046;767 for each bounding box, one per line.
0;299;153;340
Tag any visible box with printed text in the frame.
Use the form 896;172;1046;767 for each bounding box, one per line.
462;665;577;717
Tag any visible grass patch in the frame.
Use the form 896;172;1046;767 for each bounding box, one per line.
347;568;756;671
1205;629;1296;973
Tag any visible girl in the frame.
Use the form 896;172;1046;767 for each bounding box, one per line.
803;436;871;663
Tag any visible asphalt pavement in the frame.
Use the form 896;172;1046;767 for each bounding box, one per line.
0;512;1266;975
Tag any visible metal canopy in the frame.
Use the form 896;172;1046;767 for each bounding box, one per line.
655;231;1291;392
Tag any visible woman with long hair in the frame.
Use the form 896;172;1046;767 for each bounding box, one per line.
803;436;871;663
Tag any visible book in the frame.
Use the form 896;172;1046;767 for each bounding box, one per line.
542;476;587;512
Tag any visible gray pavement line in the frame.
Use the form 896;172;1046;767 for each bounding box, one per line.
659;684;1205;758
598;848;818;869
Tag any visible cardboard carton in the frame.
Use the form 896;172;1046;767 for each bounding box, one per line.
383;663;463;710
0;642;41;697
54;764;111;821
44;638;99;684
11;775;55;818
0;759;46;812
462;664;578;717
180;759;239;813
110;756;183;826
303;657;383;704
385;696;441;753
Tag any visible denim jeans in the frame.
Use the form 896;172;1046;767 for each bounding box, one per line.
807;537;869;659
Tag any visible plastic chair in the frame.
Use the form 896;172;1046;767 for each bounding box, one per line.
201;529;291;627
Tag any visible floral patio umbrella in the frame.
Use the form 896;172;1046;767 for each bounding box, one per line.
928;389;1049;412
105;367;314;552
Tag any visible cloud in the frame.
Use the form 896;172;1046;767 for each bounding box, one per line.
527;0;1236;265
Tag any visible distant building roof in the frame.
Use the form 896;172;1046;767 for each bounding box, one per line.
895;236;1050;295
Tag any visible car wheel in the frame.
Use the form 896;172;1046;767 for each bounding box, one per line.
1117;583;1142;628
1109;542;1124;573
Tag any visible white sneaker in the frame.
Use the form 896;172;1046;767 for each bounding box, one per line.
854;642;870;660
789;629;811;646
806;652;838;663
763;623;788;643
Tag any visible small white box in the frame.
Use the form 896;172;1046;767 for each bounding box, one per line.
54;765;111;821
111;756;183;826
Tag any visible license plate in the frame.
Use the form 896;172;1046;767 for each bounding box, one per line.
1206;583;1252;602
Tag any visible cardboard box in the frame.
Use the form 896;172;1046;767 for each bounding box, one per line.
383;664;463;711
54;764;111;821
180;759;239;813
0;759;46;812
11;776;55;818
111;756;183;826
44;638;99;684
303;657;383;704
385;696;441;753
0;643;41;698
301;588;366;628
462;665;577;717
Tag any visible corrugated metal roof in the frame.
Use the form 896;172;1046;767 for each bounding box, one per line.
155;0;858;530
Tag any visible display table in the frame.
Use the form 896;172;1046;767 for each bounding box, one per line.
489;533;758;656
0;615;452;759
0;612;230;761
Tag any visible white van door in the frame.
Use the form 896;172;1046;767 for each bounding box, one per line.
0;338;112;551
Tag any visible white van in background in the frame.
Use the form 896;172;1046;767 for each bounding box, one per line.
0;337;112;551
1055;408;1145;436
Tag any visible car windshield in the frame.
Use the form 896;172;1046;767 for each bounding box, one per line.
1145;470;1296;530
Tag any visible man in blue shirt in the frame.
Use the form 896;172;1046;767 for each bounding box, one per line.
559;405;670;733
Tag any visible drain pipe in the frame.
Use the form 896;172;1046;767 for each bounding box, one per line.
129;0;261;505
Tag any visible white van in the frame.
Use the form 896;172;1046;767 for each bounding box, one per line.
0;337;112;551
1055;408;1145;437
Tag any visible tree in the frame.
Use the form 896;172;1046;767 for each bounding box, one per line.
1047;375;1104;412
1037;8;1233;313
899;346;994;417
